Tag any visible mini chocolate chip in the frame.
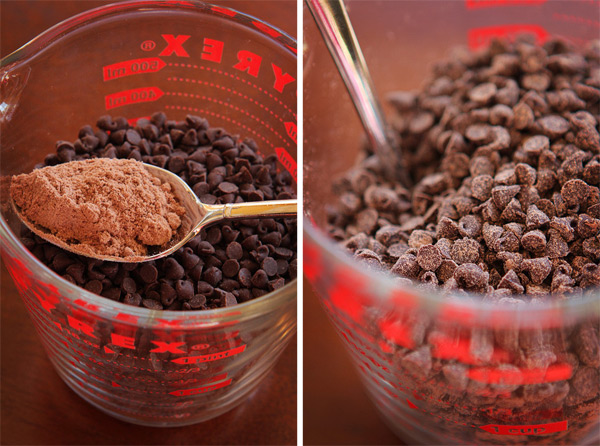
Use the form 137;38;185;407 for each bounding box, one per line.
471;175;494;201
203;267;222;287
391;254;420;279
251;269;269;288
142;299;163;310
226;242;243;260
526;205;550;229
408;230;434;249
222;259;240;278
561;179;590;207
261;257;278;277
492;185;521;209
436;217;460;239
84;280;103;295
523;135;550;155
175;279;195;300
538;115;570;139
469;82;497;104
123;293;142;306
121;277;137;294
451;238;480;264
139;264;158;283
163;258;185;280
180;248;201;269
417;245;443;271
521;257;552;284
521;230;547;252
454;263;488;291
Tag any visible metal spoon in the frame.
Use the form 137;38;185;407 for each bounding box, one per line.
12;163;296;263
306;0;411;187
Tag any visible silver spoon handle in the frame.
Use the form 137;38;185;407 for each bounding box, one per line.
201;200;297;226
306;0;410;186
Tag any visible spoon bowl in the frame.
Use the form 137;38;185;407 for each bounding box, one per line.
12;163;297;263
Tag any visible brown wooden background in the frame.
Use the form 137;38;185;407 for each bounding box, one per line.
0;1;296;445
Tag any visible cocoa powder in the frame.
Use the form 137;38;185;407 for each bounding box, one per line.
10;158;185;258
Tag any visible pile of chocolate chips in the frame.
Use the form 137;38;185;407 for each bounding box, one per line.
328;37;600;297
21;112;297;310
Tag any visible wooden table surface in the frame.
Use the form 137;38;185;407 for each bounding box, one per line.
0;1;296;445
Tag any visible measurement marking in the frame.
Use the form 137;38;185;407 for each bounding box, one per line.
103;58;166;81
467;24;548;49
167;63;296;118
480;420;568;436
171;345;246;364
328;303;574;417
465;0;547;9
165;105;276;149
552;12;600;28
164;91;290;147
105;87;163;110
169;379;233;396
166;76;294;133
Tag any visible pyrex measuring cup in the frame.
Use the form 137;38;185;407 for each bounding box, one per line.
304;1;599;444
1;0;297;426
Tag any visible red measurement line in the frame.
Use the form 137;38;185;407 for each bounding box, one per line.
165;105;275;149
92;352;205;375
552;12;600;28
167;63;296;118
164;91;290;148
406;398;476;428
167;76;287;126
330;309;573;416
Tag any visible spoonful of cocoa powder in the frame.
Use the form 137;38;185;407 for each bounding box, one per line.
10;158;296;262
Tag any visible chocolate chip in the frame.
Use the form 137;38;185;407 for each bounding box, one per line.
561;179;590;207
142;299;163;310
454;263;488;290
391;254;420;279
458;215;482;238
521;230;547;252
261;257;278;277
526;204;550;229
251;269;269;288
139;264;158;283
84;280;103;294
175;279;194;300
523;135;549;155
416;245;443;271
468;82;497;104
408;230;434;249
538;115;570;139
163;258;185;280
521;257;552;284
451;238;480;264
226;242;243;260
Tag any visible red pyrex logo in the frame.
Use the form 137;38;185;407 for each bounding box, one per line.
151;34;296;94
159;34;191;57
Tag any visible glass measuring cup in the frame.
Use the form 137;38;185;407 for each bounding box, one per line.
304;1;599;444
1;0;297;427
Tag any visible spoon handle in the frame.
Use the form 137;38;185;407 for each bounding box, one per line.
306;0;410;186
201;200;297;226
